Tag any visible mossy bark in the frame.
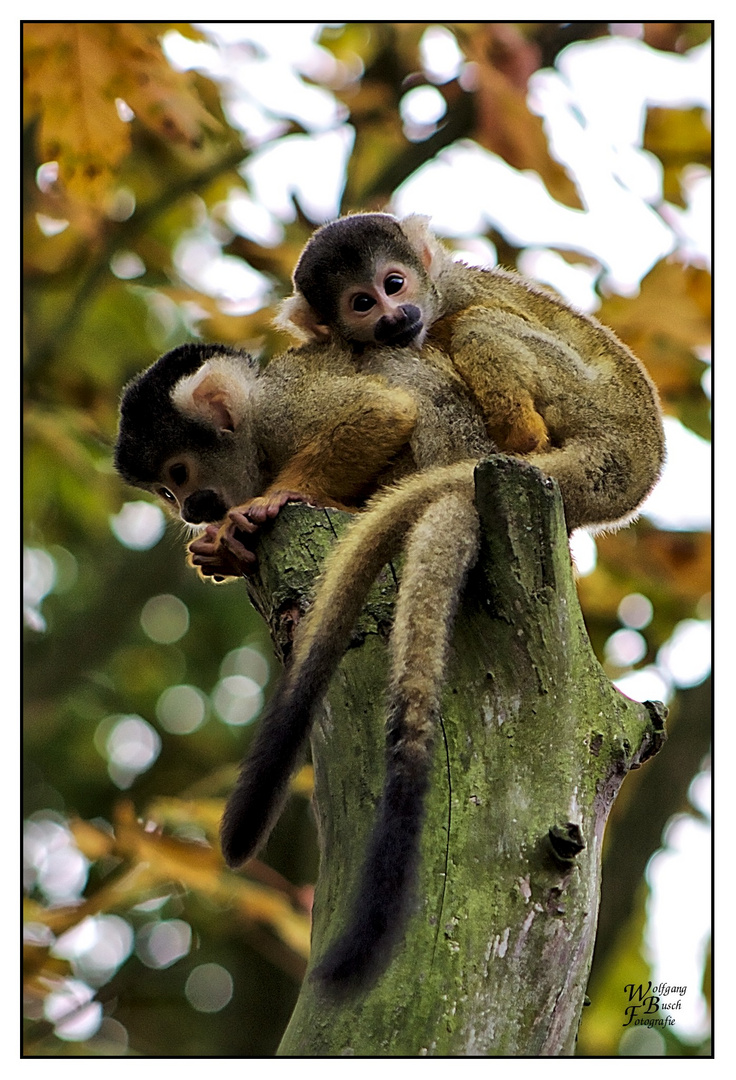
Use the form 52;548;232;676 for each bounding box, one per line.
245;457;666;1057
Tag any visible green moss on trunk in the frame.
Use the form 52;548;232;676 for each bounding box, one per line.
245;458;665;1057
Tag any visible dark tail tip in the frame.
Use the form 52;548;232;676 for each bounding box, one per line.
220;775;274;868
219;679;318;868
310;763;429;993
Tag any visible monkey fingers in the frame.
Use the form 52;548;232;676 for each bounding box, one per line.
232;489;315;525
215;531;259;575
188;525;222;562
190;526;257;578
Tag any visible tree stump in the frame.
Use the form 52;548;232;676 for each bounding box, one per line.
244;457;666;1057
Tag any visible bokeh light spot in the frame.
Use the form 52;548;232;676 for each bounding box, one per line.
658;619;711;688
52;915;134;987
43;979;102;1042
618;592;654;629
569;531;597;576
24;817;89;902
605;628;648;668
24;547;57;631
212;675;263;727
136;919;192;969
140;594;190;644
156;684;208;734
219;645;270;687
111;501;166;550
185;963;234;1013
98;714;162;788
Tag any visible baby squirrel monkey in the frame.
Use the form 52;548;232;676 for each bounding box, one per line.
277;211;665;534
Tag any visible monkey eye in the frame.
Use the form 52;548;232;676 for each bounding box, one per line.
169;463;188;486
384;274;405;295
351;293;376;313
158;487;177;505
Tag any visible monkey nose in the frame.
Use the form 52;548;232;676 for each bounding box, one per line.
376;313;423;347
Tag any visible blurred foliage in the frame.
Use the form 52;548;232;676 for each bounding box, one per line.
23;21;711;1057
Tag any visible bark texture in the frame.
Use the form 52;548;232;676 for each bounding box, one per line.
244;457;666;1057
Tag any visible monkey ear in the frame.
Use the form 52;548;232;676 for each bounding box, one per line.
172;358;254;432
275;294;332;343
399;214;436;271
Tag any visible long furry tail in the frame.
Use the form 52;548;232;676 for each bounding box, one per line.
220;460;477;868
312;488;480;988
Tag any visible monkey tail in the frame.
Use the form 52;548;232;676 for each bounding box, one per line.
220;460;478;869
312;487;480;989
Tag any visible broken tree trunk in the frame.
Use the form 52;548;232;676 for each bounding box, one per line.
244;457;666;1057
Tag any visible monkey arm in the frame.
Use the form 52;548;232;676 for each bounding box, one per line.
429;308;550;456
214;389;419;562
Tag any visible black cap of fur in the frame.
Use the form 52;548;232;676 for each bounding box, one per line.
294;214;425;323
114;343;256;484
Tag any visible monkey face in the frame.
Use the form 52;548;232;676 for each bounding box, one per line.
148;452;229;524
339;262;428;347
147;436;259;526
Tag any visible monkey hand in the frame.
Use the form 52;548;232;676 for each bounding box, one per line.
208;490;315;573
188;525;257;580
229;488;317;526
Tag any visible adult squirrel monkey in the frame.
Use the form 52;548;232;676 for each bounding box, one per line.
114;339;497;990
277;212;665;534
225;212;666;988
114;338;491;578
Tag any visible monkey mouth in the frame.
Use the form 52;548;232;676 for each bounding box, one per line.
384;320;424;348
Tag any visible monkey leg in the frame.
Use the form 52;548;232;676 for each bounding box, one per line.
449;347;550;455
484;393;549;455
312;489;480;988
524;435;655;533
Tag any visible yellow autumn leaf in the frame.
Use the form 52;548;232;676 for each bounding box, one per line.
644;106;711;206
23;23;221;207
577;528;711;617
24;24;131;201
457;23;583;209
112;803;311;955
597;258;711;423
149;767;314;838
149;797;225;837
599;258;711;351
113;23;221;147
